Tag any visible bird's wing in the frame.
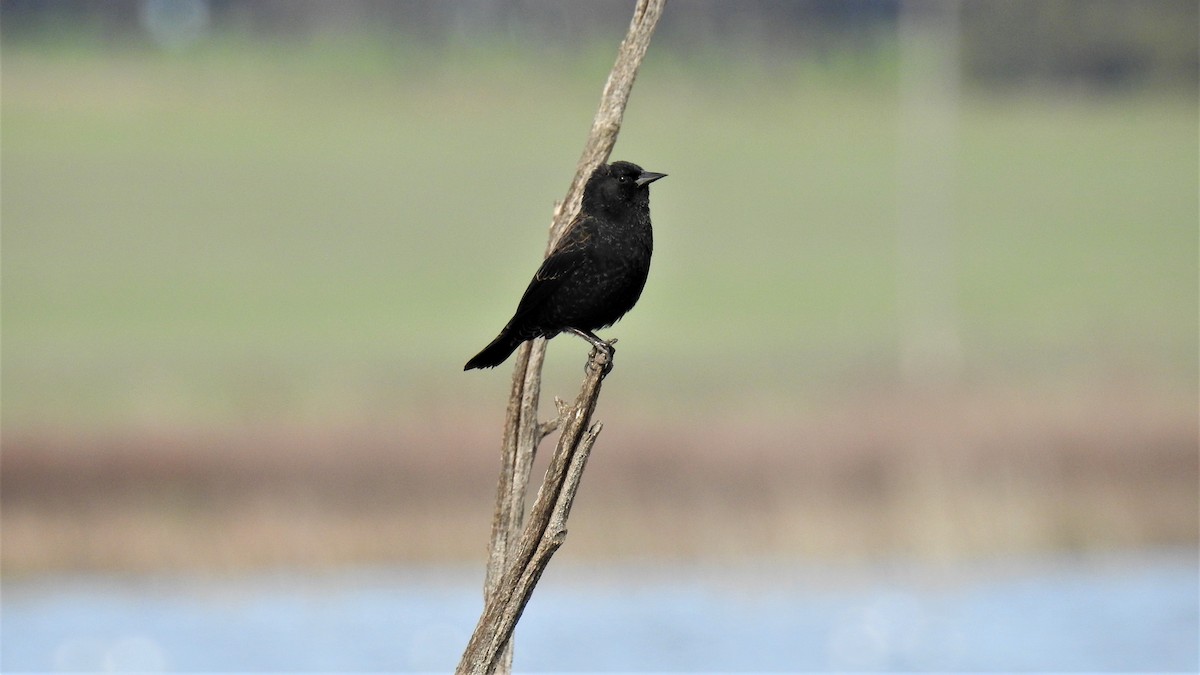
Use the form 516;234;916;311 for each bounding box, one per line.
507;243;586;324
500;212;595;329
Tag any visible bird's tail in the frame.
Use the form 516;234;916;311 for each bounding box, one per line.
464;330;524;370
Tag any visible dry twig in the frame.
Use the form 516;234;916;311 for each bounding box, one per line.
458;2;667;673
459;348;614;674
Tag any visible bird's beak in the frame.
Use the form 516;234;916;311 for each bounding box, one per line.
635;171;667;187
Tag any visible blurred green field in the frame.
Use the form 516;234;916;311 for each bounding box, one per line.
2;40;1196;432
2;38;1197;573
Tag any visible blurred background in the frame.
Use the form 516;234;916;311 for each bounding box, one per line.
2;0;1197;671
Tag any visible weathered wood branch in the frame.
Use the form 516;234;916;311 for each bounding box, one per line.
458;347;612;674
462;1;666;673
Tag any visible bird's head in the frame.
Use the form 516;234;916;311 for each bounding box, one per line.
583;161;667;215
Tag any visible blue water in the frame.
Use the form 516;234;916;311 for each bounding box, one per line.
3;551;1196;672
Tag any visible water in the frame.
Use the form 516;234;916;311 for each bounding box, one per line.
3;551;1196;672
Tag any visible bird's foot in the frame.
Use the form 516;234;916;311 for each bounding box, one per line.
589;338;616;376
566;328;616;375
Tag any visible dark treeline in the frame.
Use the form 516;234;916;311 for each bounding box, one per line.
3;0;1197;90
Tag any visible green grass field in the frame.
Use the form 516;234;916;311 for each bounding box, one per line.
4;42;1196;429
2;39;1197;571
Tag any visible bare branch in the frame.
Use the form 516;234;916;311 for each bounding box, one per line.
537;398;571;441
464;2;666;672
480;337;545;673
459;346;614;674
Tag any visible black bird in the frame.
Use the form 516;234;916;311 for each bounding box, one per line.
464;160;667;370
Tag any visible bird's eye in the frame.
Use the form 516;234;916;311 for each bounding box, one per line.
617;175;630;183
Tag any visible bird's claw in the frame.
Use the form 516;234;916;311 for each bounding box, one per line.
587;339;616;376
